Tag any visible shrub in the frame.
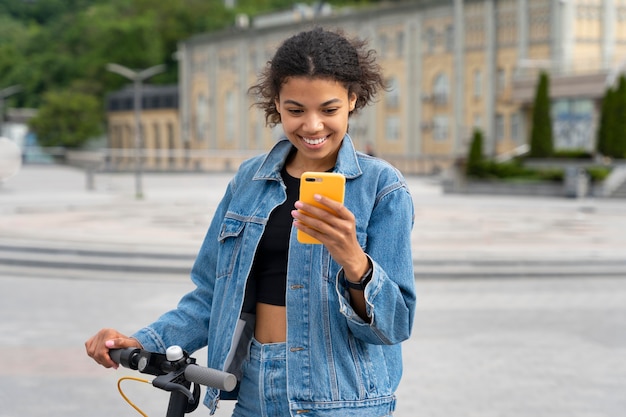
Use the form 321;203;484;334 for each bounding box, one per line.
585;166;612;182
552;149;593;159
466;129;485;177
466;159;564;182
529;71;554;158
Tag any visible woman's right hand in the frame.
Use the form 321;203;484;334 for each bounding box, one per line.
85;328;142;369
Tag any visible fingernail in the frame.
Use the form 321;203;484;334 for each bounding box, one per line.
105;340;114;348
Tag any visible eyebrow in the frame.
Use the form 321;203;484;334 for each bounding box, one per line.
283;98;342;107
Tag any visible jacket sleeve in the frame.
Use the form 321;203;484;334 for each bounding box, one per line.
132;180;236;354
336;181;416;345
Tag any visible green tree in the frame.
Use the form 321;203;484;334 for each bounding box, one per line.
597;76;626;159
5;0;381;147
596;86;614;156
614;76;626;158
528;71;554;158
29;90;103;148
466;128;485;177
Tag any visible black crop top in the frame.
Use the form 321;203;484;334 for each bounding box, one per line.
242;167;299;313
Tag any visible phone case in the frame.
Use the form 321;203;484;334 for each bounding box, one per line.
297;172;346;244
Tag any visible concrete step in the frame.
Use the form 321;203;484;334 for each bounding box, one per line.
413;259;626;278
1;242;625;280
0;243;195;276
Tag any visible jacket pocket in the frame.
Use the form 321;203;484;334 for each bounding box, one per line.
216;215;245;279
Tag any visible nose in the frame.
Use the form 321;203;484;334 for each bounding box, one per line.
303;113;323;132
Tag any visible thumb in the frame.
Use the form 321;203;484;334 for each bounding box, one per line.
105;337;140;349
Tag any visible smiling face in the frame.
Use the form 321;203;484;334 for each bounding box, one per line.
275;76;357;176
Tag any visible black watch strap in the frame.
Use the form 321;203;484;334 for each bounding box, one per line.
345;266;373;291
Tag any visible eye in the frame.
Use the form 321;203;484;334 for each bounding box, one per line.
287;108;304;115
322;108;339;115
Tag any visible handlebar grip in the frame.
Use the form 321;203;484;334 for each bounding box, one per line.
108;348;141;370
109;348;123;364
184;364;237;392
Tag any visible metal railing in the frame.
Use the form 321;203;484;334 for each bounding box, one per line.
22;147;456;176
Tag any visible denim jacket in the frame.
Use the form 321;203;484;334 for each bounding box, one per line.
132;135;416;416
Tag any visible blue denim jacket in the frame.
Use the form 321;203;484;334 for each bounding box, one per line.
132;135;416;416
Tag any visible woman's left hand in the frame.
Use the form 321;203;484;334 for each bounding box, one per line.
292;194;369;281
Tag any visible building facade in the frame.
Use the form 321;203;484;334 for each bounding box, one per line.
109;0;626;174
106;85;186;170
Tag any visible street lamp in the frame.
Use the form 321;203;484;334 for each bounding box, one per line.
0;85;22;137
106;63;166;199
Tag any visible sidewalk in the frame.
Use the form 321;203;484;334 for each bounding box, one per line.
1;164;625;417
1;164;626;277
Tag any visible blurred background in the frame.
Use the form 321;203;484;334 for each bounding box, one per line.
1;1;625;416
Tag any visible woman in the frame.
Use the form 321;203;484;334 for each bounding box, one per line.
86;27;416;417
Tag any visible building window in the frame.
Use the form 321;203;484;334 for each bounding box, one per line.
196;95;207;141
386;77;400;109
153;122;160;148
445;25;454;52
225;91;235;142
497;68;506;92
385;116;400;141
511;112;521;143
396;31;405;58
496;113;505;142
425;27;436;54
379;33;388;59
473;114;482;130
551;98;594;149
433;73;449;105
433;115;449;141
167;123;175;166
473;69;482;99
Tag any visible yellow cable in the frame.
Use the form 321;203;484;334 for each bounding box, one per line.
117;376;151;417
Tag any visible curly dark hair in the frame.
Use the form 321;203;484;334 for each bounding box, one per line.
248;27;386;127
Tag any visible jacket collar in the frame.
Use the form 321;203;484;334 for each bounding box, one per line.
253;134;363;181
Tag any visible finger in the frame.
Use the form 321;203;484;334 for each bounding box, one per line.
85;329;132;369
294;200;339;223
311;194;348;217
292;209;333;237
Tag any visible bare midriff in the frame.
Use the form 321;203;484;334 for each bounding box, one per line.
254;302;287;343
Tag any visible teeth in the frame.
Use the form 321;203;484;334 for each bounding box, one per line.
302;136;327;145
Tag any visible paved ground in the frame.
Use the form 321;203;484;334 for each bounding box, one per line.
1;165;625;417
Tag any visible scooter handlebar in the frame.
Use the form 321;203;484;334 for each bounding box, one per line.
109;348;237;392
184;363;237;392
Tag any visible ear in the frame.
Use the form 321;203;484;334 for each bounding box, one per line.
274;97;281;114
349;93;357;112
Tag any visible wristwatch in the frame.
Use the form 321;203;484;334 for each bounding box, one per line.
345;266;373;291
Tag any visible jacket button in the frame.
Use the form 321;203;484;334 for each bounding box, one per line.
289;346;304;352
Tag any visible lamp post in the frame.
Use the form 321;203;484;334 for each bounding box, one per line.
0;85;22;137
106;63;166;199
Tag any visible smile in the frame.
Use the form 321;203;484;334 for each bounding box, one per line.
301;136;328;146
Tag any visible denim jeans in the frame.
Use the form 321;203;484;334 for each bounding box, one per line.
232;337;289;417
231;337;394;417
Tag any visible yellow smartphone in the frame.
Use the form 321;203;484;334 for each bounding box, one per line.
297;172;346;244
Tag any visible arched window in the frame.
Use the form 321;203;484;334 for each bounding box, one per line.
386;77;400;109
195;94;207;141
425;28;436;54
433;73;449;105
225;91;235;142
